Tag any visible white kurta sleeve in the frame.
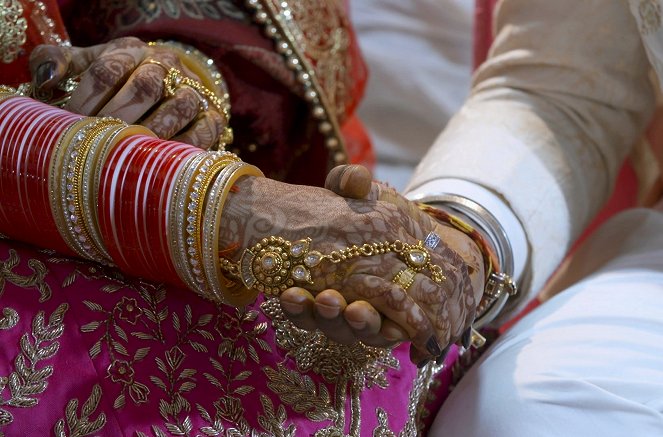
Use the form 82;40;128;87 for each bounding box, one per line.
406;0;656;319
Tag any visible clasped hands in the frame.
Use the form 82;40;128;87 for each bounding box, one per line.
29;38;486;365
219;165;486;365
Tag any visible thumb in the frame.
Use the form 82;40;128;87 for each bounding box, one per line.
325;164;373;199
29;43;108;90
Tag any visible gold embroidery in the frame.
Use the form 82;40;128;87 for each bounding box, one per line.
257;394;296;437
261;298;400;436
249;0;351;166
1;249;52;302
261;299;398;385
79;285;167;408
372;408;396;437
263;364;337;422
0;0;27;64
265;0;351;121
53;384;107;437
28;0;68;46
66;255;433;435
151;347;196;435
0;303;68;429
0;308;19;330
638;0;662;34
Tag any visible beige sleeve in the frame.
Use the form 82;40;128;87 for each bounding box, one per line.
406;0;656;313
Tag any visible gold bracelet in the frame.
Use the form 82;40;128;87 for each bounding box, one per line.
169;153;206;291
188;152;240;293
202;161;264;306
220;238;446;296
146;59;233;149
49;117;98;257
73;118;125;261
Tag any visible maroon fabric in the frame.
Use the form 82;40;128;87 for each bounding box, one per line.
60;1;368;186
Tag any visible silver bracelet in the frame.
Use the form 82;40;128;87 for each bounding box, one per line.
412;193;525;337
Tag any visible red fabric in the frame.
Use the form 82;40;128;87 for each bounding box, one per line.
1;0;68;87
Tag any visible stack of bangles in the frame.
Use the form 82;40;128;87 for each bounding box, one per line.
0;86;263;306
417;202;519;348
0;87;462;315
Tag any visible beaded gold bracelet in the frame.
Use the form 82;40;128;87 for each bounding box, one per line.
202;161;264;306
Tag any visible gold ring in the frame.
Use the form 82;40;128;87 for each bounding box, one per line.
393;268;417;290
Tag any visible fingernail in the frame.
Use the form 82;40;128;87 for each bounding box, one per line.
346;318;366;330
435;345;451;365
426;336;442;357
461;327;472;350
417;358;430;369
315;303;340;319
280;301;304;316
34;61;56;88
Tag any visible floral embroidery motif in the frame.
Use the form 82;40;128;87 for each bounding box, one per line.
79;284;169;409
117;296;143;324
262;298;398;386
53;384;107;437
263;364;337;422
151;346;197;435
1;248;52;302
638;0;662;34
91;0;248;38
0;308;19;331
0;303;68;429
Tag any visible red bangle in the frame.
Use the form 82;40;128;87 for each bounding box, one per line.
0;96;80;253
144;140;200;283
98;134;200;284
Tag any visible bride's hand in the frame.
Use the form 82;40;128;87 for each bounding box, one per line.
29;37;225;149
222;175;481;362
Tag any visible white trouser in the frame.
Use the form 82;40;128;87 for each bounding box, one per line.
430;209;663;436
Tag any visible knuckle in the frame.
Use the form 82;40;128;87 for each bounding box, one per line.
130;67;163;100
115;36;144;49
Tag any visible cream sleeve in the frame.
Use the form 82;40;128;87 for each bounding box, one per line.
406;0;656;319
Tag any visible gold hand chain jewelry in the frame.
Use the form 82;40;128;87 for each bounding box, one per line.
220;237;446;296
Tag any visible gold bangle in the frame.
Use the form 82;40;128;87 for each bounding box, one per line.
202;162;264;306
49;117;98;257
65;117;125;262
188;153;240;294
169;153;206;291
170;151;239;294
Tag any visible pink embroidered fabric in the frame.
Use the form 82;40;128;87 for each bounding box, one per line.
1;238;465;435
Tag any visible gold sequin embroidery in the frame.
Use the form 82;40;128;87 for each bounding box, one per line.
53;384;107;437
0;0;27;64
0;303;69;429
